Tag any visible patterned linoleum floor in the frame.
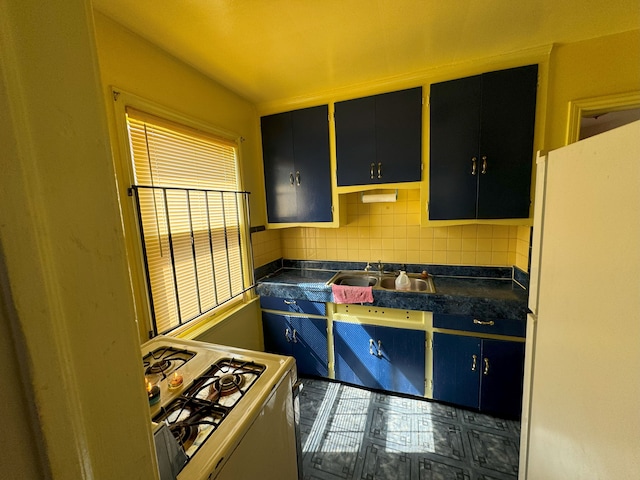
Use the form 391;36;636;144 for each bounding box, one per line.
298;377;520;480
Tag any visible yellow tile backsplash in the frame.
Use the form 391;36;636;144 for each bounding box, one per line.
252;190;533;272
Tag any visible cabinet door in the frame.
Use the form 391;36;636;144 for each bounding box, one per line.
375;87;423;184
429;75;482;220
290;317;328;377
335;96;376;186
262;312;293;356
477;65;537;219
376;325;425;396
432;333;481;409
261;106;332;223
291;105;333;222
261;112;297;223
336;88;422;186
429;64;537;220
333;321;382;390
479;339;525;418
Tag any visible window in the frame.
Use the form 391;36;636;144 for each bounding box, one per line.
125;107;252;335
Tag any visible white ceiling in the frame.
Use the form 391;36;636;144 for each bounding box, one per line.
92;0;638;107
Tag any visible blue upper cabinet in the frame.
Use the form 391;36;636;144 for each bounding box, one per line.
429;64;538;220
335;87;423;186
261;105;333;223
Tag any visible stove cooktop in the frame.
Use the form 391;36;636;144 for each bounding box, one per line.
153;357;266;458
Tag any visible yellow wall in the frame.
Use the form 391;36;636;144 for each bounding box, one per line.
546;30;640;151
93;12;266;226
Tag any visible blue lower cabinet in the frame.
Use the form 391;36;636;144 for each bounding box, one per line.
262;312;328;377
334;321;425;396
433;332;525;418
479;339;525;419
432;333;481;409
333;321;381;390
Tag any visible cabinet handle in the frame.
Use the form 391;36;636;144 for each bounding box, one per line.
370;163;375;179
296;171;301;185
289;172;294;185
285;328;292;343
377;162;382;179
484;357;490;375
473;319;495;326
283;299;297;305
481;156;487;174
471;354;477;371
377;339;382;358
292;329;298;343
471;157;477;175
369;338;375;355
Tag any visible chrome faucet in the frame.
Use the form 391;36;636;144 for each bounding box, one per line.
376;260;384;274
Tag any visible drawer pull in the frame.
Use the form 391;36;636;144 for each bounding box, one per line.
473;319;495;326
292;329;298;343
471;354;477;371
484;357;490;375
283;300;297;305
370;163;375;179
285;328;292;343
377;340;382;358
369;338;375;355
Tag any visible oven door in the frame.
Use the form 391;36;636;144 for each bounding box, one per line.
213;370;299;480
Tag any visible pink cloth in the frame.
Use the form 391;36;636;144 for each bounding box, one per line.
331;284;374;304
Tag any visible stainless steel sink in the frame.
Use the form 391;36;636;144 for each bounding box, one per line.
378;276;435;293
327;271;436;294
331;274;378;287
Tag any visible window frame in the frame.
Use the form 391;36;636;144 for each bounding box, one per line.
111;89;254;341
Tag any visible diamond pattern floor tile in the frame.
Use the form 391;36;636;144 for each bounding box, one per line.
300;378;520;480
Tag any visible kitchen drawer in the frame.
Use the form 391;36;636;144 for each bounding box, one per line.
433;313;525;338
259;296;326;316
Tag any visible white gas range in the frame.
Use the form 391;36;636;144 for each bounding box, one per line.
142;335;300;480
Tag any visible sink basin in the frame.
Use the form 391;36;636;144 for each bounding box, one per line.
327;271;435;293
379;276;435;293
331;275;378;287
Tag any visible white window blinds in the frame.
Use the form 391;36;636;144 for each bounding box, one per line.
126;107;250;335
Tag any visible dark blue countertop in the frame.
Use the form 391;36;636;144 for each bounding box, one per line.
255;260;529;320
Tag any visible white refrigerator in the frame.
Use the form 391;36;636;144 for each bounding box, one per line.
519;120;640;479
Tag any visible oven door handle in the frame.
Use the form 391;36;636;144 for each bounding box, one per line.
292;379;303;397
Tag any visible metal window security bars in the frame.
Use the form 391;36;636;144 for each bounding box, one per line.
130;185;253;336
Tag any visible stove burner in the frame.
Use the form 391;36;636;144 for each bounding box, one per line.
148;359;171;374
204;373;246;401
176;424;199;452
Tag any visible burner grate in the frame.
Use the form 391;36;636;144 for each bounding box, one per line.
143;346;196;379
153;357;267;459
184;358;266;408
153;396;227;457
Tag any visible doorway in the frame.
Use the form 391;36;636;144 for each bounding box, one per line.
566;91;640;144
